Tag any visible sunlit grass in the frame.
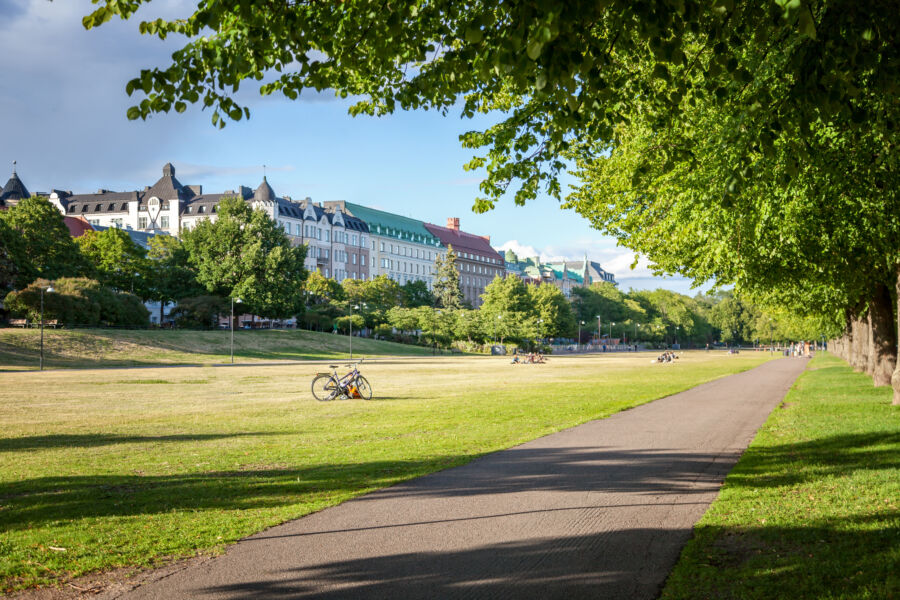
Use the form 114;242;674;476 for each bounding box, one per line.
661;353;900;600
0;328;433;370
0;351;773;592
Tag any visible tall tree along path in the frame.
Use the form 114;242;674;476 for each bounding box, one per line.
122;358;806;599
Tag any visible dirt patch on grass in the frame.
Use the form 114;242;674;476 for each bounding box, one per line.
4;554;215;600
708;532;769;567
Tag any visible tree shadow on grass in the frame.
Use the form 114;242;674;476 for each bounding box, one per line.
662;513;900;599
720;431;900;489
0;432;279;452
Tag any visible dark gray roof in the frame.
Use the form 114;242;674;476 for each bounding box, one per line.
144;163;194;203
1;171;30;204
254;177;275;202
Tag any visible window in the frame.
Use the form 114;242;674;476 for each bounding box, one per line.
352;254;357;265
352;235;357;246
361;255;366;266
380;242;385;252
112;218;123;228
317;228;322;240
139;216;148;229
160;216;169;229
198;206;205;213
325;249;330;259
295;224;301;235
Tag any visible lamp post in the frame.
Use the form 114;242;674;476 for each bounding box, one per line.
577;320;584;350
349;304;360;360
596;315;602;342
496;313;502;344
39;285;54;371
230;296;242;364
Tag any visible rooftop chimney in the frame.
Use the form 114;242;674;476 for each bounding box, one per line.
447;217;460;230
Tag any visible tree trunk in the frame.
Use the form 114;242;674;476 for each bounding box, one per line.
892;267;900;405
850;313;866;372
868;283;896;387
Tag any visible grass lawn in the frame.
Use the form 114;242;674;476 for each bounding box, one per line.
0;351;772;592
661;353;900;600
0;328;433;370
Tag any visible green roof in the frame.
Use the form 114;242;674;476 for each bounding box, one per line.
344;202;442;247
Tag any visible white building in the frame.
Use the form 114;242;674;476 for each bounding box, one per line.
50;163;369;282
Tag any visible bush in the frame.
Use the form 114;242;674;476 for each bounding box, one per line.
170;296;227;329
373;324;394;339
4;278;149;327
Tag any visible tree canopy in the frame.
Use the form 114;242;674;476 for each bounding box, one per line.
181;196;308;318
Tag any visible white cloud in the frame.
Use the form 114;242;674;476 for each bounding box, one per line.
496;240;541;260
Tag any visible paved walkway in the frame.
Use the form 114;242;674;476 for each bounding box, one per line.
122;358;806;600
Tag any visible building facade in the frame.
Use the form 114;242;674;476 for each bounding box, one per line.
503;251;617;297
49;163;369;283
337;201;444;289
424;218;505;308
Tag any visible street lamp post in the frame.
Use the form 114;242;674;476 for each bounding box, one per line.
231;296;242;364
349;304;360;359
577;320;584;350
39;285;54;371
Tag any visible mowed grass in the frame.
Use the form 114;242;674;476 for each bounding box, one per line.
661;353;900;600
0;328;432;370
0;351;772;592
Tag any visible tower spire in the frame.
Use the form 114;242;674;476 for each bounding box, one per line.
12;160;16;175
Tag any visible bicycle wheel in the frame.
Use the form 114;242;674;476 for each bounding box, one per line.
355;375;373;400
311;374;340;401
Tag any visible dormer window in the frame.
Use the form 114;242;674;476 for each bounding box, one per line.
198;206;206;213
81;205;88;212
108;203;116;211
68;205;75;213
212;205;217;213
121;203;128;210
185;206;192;213
95;204;102;211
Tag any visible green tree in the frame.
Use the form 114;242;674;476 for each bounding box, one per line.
401;280;434;308
182;196;307;318
146;235;203;324
527;283;575;339
1;196;87;283
432;247;463;310
304;271;344;305
75;228;152;299
386;306;420;335
84;2;896;214
0;219;25;294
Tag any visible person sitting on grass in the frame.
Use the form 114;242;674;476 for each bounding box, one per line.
511;354;520;364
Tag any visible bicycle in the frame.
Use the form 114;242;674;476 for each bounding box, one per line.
311;361;373;401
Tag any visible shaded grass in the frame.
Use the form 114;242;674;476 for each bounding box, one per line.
661;354;900;600
0;328;433;370
0;352;773;592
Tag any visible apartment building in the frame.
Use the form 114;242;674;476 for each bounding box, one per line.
49;163;369;282
335;201;444;289
424;218;505;307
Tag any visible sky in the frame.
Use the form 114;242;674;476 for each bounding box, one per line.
0;0;703;295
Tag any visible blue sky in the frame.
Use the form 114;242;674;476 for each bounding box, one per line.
0;0;703;294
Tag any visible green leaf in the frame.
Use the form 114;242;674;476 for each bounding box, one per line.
527;40;543;61
465;26;483;44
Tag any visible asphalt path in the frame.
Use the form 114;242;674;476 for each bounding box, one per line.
120;357;806;600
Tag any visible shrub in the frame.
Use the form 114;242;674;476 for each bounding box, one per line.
170;296;227;329
4;278;149;327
